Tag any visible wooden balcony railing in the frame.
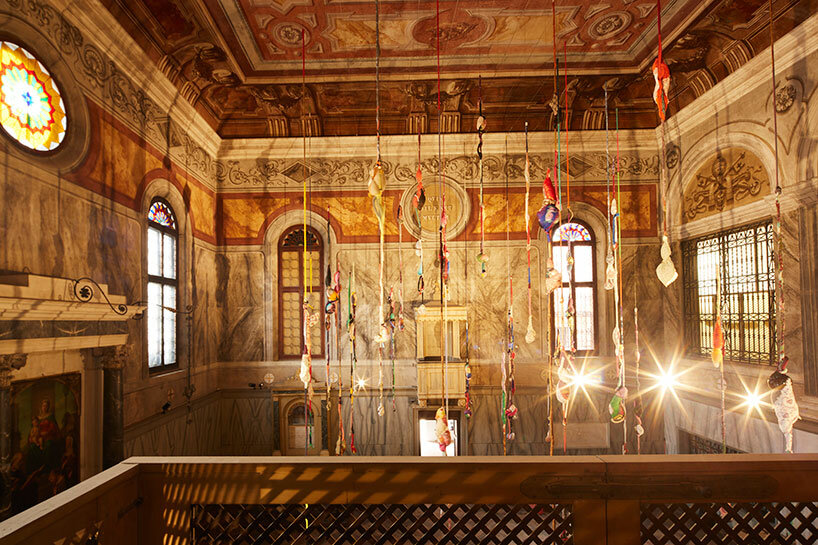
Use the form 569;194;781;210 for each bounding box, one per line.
1;455;817;545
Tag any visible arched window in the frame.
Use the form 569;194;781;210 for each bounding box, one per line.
551;221;596;352
147;199;178;370
0;41;67;151
278;226;323;359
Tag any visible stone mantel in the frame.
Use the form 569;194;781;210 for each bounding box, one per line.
0;274;144;322
0;274;141;355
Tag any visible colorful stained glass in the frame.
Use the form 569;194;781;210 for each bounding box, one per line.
0;42;66;151
148;200;176;229
552;222;592;242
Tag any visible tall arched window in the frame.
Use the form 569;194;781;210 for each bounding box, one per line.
278;226;323;359
147;199;178;370
551;221;596;352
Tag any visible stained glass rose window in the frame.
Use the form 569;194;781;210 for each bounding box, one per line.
0;41;67;151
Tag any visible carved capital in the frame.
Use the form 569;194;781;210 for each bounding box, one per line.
0;354;25;388
95;345;133;370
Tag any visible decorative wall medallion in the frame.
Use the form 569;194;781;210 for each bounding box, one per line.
400;177;470;239
775;84;796;113
274;23;309;47
682;148;769;223
588;12;632;40
665;144;680;170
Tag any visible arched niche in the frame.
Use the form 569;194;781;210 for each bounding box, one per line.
262;209;338;361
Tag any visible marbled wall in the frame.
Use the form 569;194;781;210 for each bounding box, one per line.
656;37;818;452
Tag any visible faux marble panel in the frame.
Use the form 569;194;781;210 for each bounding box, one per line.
217;251;265;361
219;392;273;455
124;393;221;456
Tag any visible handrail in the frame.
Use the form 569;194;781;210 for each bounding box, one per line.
1;455;817;545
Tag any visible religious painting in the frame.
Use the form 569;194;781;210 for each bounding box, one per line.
9;373;80;516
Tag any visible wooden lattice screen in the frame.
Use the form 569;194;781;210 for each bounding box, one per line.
641;502;818;545
191;503;573;545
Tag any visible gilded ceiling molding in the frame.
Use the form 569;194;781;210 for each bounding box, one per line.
682;147;770;224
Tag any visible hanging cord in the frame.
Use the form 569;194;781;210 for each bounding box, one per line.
477;76;488;278
325;208;333;440
372;0;387;418
563;42;571;215
524;123;535;345
397;207;405;332
616;108;627;454
654;0;678;288
633;283;644;454
432;0;452;454
347;266;358;454
415;128;425;298
335;254;345;455
388;288;397;411
299;29;315;454
604;88;616;291
766;0;798;453
502;136;510;456
769;0;784;361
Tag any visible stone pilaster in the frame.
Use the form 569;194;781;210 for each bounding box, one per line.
0;354;26;514
272;397;281;455
96;346;131;469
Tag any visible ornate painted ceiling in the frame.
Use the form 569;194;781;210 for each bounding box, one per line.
101;0;818;137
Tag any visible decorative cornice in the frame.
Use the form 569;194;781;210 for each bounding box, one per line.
662;11;818;138
214;151;659;190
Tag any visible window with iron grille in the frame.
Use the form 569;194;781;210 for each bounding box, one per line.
682;220;775;365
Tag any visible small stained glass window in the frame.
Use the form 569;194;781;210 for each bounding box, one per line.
0;41;67;151
551;221;596;352
147;198;178;371
148;200;177;229
552;222;592;243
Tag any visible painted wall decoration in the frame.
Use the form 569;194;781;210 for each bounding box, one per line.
9;374;80;516
682;147;770;223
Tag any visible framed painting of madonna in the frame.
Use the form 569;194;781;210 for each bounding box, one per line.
9;373;80;516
